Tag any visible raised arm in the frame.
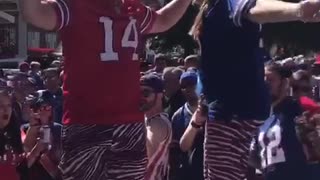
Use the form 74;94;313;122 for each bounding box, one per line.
19;0;67;31
180;108;206;152
149;0;193;33
247;0;320;24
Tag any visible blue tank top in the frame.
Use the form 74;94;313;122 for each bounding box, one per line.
199;0;270;121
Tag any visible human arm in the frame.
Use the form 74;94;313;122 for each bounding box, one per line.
248;0;320;24
230;0;320;26
23;126;40;152
146;116;171;159
26;140;59;178
22;111;41;152
23;106;51;152
19;0;69;31
148;0;193;33
248;136;262;169
180;107;206;152
26;141;47;167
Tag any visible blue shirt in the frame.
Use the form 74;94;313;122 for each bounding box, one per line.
253;97;309;180
199;0;270;121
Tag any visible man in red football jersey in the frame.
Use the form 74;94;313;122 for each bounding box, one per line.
19;0;192;179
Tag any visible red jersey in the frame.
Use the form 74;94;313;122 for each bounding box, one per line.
53;0;156;125
0;164;19;180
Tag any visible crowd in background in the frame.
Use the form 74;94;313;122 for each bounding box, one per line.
0;51;320;180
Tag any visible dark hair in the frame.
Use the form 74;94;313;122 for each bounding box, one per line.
190;0;209;40
265;61;292;78
293;70;311;82
155;54;169;63
291;70;312;93
0;90;30;179
0;91;23;155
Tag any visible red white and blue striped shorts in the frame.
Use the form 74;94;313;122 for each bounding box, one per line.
58;122;147;180
204;120;262;180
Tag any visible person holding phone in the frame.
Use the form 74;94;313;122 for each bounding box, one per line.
170;70;203;180
22;97;62;180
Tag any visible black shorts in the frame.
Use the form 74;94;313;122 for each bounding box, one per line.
58;122;147;180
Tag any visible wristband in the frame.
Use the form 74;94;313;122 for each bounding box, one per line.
191;121;202;129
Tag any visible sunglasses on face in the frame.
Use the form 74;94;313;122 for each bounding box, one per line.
141;89;154;98
180;81;197;89
32;104;52;112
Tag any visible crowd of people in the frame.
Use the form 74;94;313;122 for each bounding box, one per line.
1;53;320;180
1;0;320;180
0;60;63;180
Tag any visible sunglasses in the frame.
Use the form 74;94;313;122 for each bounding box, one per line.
142;89;154;98
32;104;52;112
180;81;196;90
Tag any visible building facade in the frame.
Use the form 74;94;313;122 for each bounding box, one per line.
0;0;165;63
0;0;59;63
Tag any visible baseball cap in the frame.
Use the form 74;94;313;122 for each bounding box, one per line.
180;70;197;84
19;62;29;69
140;73;164;93
43;68;59;78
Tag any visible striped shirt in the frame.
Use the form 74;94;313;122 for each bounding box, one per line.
145;113;172;180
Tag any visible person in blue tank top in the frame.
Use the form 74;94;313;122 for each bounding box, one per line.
189;0;320;179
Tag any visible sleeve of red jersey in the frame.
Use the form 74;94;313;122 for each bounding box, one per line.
51;0;70;31
139;6;157;34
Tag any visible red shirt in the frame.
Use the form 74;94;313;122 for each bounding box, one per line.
0;164;19;180
299;96;320;115
53;0;156;125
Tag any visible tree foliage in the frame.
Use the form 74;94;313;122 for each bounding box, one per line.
150;0;320;57
261;0;320;54
149;4;199;57
262;22;320;55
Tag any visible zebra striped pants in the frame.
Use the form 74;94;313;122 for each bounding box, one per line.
204;120;262;180
58;122;147;180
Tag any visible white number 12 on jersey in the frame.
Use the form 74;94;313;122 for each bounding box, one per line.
258;122;286;168
99;17;138;61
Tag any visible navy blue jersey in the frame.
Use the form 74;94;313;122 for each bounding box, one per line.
253;97;309;180
199;0;270;121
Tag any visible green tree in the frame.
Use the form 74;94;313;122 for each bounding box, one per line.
262;0;320;55
149;4;199;57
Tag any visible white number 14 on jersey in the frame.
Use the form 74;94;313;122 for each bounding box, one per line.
99;17;139;61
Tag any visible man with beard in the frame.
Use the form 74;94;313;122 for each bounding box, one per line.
19;0;192;179
140;73;172;180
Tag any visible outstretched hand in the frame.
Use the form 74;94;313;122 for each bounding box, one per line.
299;0;320;22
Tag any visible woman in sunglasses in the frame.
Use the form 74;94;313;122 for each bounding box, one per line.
22;97;62;180
0;89;29;180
